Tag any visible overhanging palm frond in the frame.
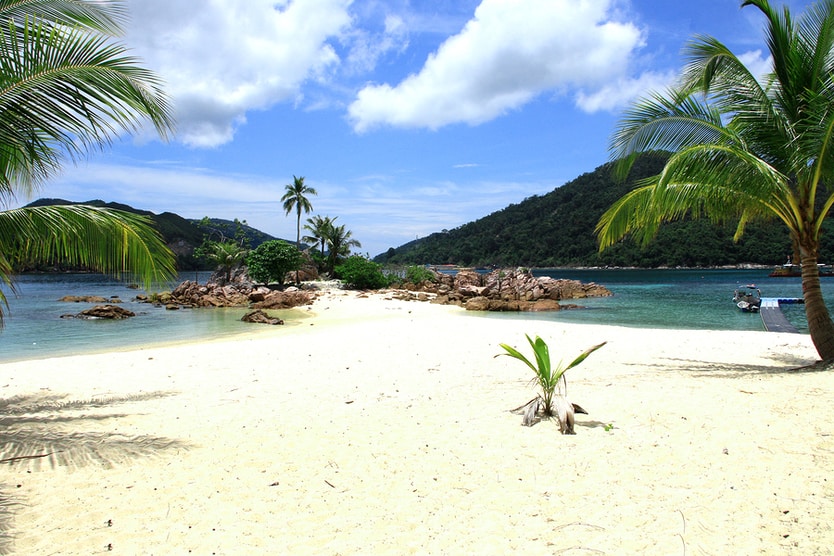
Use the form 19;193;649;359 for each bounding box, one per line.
656;145;793;215
595;182;659;249
0;0;128;36
0;204;176;288
598;0;834;360
610;89;731;180
0;11;174;198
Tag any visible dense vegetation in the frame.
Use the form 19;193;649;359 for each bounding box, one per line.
375;153;834;267
245;240;302;286
24;199;285;270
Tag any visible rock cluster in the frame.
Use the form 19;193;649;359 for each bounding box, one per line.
397;267;611;312
241;309;284;325
146;280;316;311
59;295;121;303
61;304;136;319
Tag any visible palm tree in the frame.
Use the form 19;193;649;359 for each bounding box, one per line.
281;175;317;249
302;215;337;255
205;241;248;284
0;0;177;322
281;175;316;283
324;223;361;275
596;0;834;361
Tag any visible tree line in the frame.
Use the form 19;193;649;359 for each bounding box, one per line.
376;152;834;268
196;175;365;285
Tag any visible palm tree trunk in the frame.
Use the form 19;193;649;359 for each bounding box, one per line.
295;210;301;284
800;252;834;361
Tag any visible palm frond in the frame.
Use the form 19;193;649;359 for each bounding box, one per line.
0;205;175;303
595;182;658;249
564;342;607;372
0;0;128;36
609;89;731;180
0;9;173;196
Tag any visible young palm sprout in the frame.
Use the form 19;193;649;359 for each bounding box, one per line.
498;335;605;434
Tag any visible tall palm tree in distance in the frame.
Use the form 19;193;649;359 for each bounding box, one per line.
324;223;361;275
303;215;337;255
281;175;316;283
281;175;317;249
0;0;177;323
596;0;834;361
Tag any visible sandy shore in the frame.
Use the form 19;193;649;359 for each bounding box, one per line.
1;288;833;554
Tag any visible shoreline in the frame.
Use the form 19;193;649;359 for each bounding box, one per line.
1;289;832;553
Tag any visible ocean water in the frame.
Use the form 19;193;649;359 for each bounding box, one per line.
0;268;828;362
0;272;310;363
474;268;828;334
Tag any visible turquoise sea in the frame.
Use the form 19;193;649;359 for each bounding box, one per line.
0;268;829;363
0;272;310;363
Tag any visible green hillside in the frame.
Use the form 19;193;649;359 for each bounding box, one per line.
376;153;834;267
22;199;284;269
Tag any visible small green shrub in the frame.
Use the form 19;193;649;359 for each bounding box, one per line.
405;265;436;284
245;240;302;285
335;255;388;289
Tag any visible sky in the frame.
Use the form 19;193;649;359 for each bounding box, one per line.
9;0;817;257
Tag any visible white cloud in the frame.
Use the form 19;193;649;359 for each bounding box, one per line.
575;69;678;112
738;49;772;84
125;0;353;148
343;14;409;75
347;0;644;132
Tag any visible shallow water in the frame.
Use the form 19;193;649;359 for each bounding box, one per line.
0;273;309;363
0;268;829;362
474;268;828;333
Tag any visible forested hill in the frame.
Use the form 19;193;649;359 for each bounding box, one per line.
23;198;281;269
375;153;834;268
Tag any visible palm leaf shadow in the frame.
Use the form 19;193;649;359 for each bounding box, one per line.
0;390;190;552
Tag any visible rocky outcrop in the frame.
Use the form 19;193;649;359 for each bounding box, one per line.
241;309;284;325
251;290;316;310
400;267;611;312
67;304;135;319
59;295;111;303
147;279;316;311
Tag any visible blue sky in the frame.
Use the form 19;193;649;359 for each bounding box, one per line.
9;0;816;256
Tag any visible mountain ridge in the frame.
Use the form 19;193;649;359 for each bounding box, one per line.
375;153;834;267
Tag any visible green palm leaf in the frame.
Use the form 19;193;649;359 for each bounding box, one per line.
596;0;834;360
498;335;605;420
0;1;176;327
0;13;172;200
0;205;176;323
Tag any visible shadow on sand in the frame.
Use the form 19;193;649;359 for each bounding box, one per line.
0;391;189;553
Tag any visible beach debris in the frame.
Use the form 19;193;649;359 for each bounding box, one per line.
241;310;284;325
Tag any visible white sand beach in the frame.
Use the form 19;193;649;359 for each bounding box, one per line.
1;288;833;554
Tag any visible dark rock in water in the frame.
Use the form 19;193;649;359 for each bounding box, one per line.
75;304;135;319
241;309;284;325
59;295;108;303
